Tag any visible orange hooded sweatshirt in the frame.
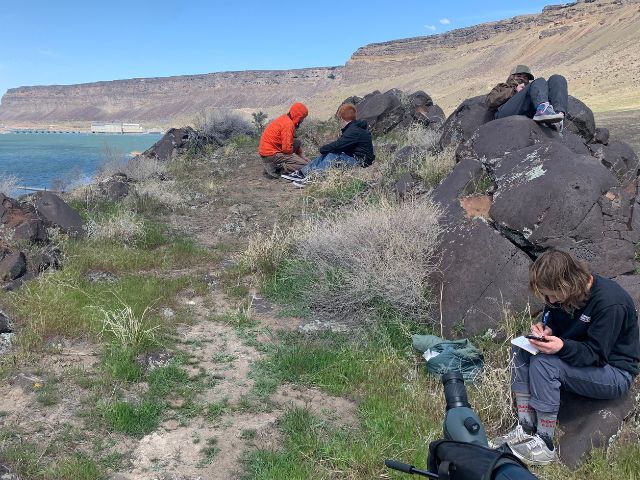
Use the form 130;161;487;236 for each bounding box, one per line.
258;103;308;157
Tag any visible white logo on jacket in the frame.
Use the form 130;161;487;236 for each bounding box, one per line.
579;314;591;323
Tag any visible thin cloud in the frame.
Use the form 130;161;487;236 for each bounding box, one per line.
439;18;451;25
424;25;437;32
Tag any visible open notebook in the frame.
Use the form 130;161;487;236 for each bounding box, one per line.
511;336;540;355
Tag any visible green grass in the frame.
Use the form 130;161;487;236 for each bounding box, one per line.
103;399;164;436
206;398;229;421
35;379;60;406
48;454;103;480
3;264;198;346
198;437;220;467
262;258;314;317
100;346;144;382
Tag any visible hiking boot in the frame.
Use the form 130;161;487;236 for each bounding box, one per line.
533;103;564;123
489;425;535;449
509;434;558;466
281;171;305;181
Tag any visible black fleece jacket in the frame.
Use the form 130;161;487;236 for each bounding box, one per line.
545;275;640;375
318;120;375;166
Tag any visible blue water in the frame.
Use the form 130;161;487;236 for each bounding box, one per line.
0;133;162;195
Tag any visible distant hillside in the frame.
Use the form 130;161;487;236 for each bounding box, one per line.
1;0;639;127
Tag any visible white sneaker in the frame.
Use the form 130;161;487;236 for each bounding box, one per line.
489;425;535;448
509;434;558;466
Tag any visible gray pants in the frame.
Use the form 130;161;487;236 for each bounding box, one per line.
496;75;568;119
511;346;633;414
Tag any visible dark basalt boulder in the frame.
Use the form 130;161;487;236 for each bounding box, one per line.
143;127;194;161
34;192;85;239
355;89;404;135
565;96;596;142
488;142;636;277
355;89;444;135
593;127;610;145
0;249;26;281
98;173;131;201
394;172;421;200
0;310;11;333
557;131;591;155
432;159;484;222
439;95;495;149
431;217;533;336
0;193;46;243
558;385;638;468
456;116;556;163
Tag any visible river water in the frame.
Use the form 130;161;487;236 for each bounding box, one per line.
0;133;162;196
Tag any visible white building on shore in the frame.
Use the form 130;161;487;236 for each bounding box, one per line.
91;122;145;134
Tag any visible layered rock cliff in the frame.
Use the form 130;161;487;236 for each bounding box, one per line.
1;0;639;126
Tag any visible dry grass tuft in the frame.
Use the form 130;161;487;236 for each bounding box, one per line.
97;155;167;182
131;180;185;209
243;225;296;275
85;209;145;244
298;197;442;321
95;299;159;349
470;306;533;435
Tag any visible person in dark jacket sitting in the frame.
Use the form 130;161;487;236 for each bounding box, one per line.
281;103;375;186
486;65;567;130
491;249;639;466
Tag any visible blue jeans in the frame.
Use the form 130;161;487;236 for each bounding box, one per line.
300;152;359;176
496;75;568;119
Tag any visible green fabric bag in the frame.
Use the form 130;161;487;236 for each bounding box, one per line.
412;334;484;381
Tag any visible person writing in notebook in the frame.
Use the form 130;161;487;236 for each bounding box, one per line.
491;249;639;465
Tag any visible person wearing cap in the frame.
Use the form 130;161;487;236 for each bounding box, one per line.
280;103;375;187
259;102;310;178
486;65;567;128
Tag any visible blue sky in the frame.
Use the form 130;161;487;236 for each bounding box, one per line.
0;0;552;97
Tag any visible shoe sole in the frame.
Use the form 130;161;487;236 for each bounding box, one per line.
509;446;557;466
534;114;564;123
292;182;305;188
281;175;303;181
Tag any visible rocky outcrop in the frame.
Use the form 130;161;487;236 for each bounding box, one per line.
429;93;640;466
558;385;639;467
355;89;444;135
432;94;640;335
0;192;82;289
0;68;342;125
439;96;494;150
143;127;195;161
35;192;85;239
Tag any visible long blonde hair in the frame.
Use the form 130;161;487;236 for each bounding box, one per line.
529;249;592;311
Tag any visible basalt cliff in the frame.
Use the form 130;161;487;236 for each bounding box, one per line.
1;0;639;127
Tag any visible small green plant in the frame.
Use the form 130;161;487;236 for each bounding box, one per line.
251;111;268;132
103;399;164;436
48;453;103;480
206;398;229;421
100;346;143;381
35;380;60;406
198;437;220;466
240;429;257;440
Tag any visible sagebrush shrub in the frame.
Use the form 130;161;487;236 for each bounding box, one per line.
190;110;253;150
297;198;442;322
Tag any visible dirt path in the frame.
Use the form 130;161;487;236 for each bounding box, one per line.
0;153;357;480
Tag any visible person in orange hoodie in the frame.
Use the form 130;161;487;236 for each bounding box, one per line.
258;102;310;178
